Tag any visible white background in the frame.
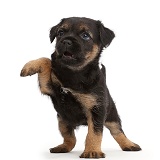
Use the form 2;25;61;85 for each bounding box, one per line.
0;0;159;160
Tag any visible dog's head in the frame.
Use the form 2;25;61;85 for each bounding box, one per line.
50;17;115;70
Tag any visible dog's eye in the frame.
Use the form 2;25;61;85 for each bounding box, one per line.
57;30;64;37
81;32;91;40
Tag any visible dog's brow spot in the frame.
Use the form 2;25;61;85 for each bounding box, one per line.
79;24;93;38
61;23;70;29
79;24;89;31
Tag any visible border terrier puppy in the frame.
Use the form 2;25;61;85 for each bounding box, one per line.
20;17;141;158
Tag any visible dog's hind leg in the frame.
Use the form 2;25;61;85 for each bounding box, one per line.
105;121;141;151
50;115;76;153
104;97;141;151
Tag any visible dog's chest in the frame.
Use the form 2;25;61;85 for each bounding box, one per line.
51;86;87;127
50;69;99;126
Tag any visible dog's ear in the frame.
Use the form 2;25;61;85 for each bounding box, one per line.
97;21;115;48
49;19;66;43
49;25;58;43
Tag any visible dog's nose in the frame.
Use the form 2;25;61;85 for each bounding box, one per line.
62;39;72;46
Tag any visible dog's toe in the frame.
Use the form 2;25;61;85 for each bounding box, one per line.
20;69;26;77
122;143;141;151
20;68;37;77
50;146;69;153
20;62;40;77
80;151;105;158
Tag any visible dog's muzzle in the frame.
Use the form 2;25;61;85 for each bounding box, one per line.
61;39;74;59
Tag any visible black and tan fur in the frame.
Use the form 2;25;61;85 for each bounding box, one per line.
20;17;141;158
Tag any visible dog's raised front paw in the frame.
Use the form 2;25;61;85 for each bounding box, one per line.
20;60;41;77
80;151;105;158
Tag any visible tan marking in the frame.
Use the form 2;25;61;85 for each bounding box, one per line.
80;112;104;158
73;93;98;109
85;44;99;60
105;122;133;149
21;59;43;76
61;23;70;30
68;44;99;71
21;57;63;95
63;88;98;109
88;31;93;39
57;116;76;152
79;24;89;31
79;24;93;38
37;58;52;95
105;122;122;135
105;122;141;151
20;57;53;95
85;112;102;151
113;133;137;150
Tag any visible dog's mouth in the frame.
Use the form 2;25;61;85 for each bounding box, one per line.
63;51;75;59
63;51;73;57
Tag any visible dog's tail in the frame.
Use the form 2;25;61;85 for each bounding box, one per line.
100;64;106;81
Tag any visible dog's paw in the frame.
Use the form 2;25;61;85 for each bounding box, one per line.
20;60;41;77
80;151;105;158
20;67;39;77
122;143;141;151
50;146;69;153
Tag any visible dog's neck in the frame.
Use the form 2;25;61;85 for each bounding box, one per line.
51;57;100;91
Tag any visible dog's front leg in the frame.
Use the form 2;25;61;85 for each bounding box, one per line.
80;111;105;158
58;88;105;158
20;57;53;95
50;115;76;153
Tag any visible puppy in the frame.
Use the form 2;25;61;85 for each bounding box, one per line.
20;17;141;158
